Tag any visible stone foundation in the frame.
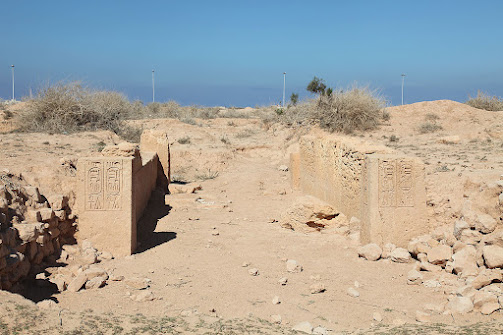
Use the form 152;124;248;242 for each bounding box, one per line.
292;135;427;247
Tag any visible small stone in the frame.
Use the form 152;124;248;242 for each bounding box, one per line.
427;245;452;266
310;283;326;294
313;326;328;335
241;262;250;267
212;230;220;236
110;274;124;281
248;268;259;276
415;311;431;323
292;321;313;334
286;259;303;273
270;314;282;324
354;281;360;288
483;245;503;268
476;214;497;234
373;312;382;322
447;296;473;314
37;299;58;310
347;287;360;298
407;269;423;285
131;290;155;302
423;279;441;288
390;248;411;263
382;243;396;259
278;277;288;285
272;296;281;305
99;251;114;260
85;276;106;289
358;243;382;261
67;273;88;292
278;165;289;172
125;277;149;290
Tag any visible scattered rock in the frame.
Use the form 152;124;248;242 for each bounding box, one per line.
67;273;88;292
415;311;431;323
286;259;303;273
270;314;282;324
423;279;441;288
272;296;281;305
427;245;452;266
131;290;155;302
37;299;58;310
358;243;382;261
407;269;423;285
347;287;360;298
310;283;326;294
452;245;478;276
248;268;259;276
278;277;288;285
382;243;396;259
390;248;411;263
125;277;149;290
483;245;503;268
373;312;382;322
85;276;106;289
313;326;328;335
476;214;497;234
292;321;313;334
278;165;289;172
447;296;473;314
241;262;250;267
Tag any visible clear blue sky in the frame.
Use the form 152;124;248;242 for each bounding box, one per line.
1;0;502;106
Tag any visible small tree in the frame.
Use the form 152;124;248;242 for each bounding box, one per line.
290;93;299;106
307;76;327;96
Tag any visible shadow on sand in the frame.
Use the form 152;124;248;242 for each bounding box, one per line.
135;187;176;253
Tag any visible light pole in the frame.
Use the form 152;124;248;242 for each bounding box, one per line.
401;73;406;105
11;65;15;101
282;72;286;107
152;70;155;103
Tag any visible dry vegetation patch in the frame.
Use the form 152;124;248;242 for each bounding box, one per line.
465;91;503;111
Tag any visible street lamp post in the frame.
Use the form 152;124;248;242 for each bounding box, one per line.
401;74;406;105
282;72;286;107
152;70;155;103
11;65;15;101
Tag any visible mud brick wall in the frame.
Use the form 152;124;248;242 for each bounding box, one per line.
293;135;427;247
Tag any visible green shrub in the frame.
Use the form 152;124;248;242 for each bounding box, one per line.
466;91;503;111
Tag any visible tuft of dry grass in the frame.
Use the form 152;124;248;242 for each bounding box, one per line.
466;91;503;111
418;122;443;134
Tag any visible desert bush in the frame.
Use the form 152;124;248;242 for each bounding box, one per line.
161;100;181;118
20;82;139;141
177;136;191;144
290;93;299;106
418;122;443;134
312;86;386;133
466;91;503;111
425;113;439;121
146;102;161;116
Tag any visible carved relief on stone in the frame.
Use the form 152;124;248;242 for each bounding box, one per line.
397;160;414;207
85;160;123;211
378;159;396;207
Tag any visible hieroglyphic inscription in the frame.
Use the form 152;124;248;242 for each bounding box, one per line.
396;160;414;207
378;159;414;207
86;160;122;210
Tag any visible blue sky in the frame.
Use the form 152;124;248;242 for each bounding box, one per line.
1;1;502;106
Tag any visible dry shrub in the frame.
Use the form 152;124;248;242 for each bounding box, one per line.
312;86;386;133
20;82;141;142
418;122;443;134
466;91;503;111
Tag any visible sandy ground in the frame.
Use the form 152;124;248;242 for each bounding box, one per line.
0;100;503;334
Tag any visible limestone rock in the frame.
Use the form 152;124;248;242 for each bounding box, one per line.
358;243;382;261
473;290;498;310
390;248;411;263
125;277;149;290
447;296;473;314
407;269;423;285
453;220;470;240
101;142;139;157
427;245;452;266
85;276;106;289
272;296;281;305
382;243;396;259
67;273;88;292
310;283;326;294
347;287;360;298
292;321;313;334
483;245;503;268
270;314;282;324
84;266;108;281
373;312;383;322
248;268;259;276
37;299;58;310
131;290;155;302
278;277;288;285
415;311;431;323
278;165;289;172
476;214;497;234
480;302;500;315
313;326;328;335
471;270;502;289
279;196;343;233
286;259;303;273
452;245;479;276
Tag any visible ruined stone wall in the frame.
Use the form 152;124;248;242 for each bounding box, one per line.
77;141;168;257
0;173;76;290
293;135;427;247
